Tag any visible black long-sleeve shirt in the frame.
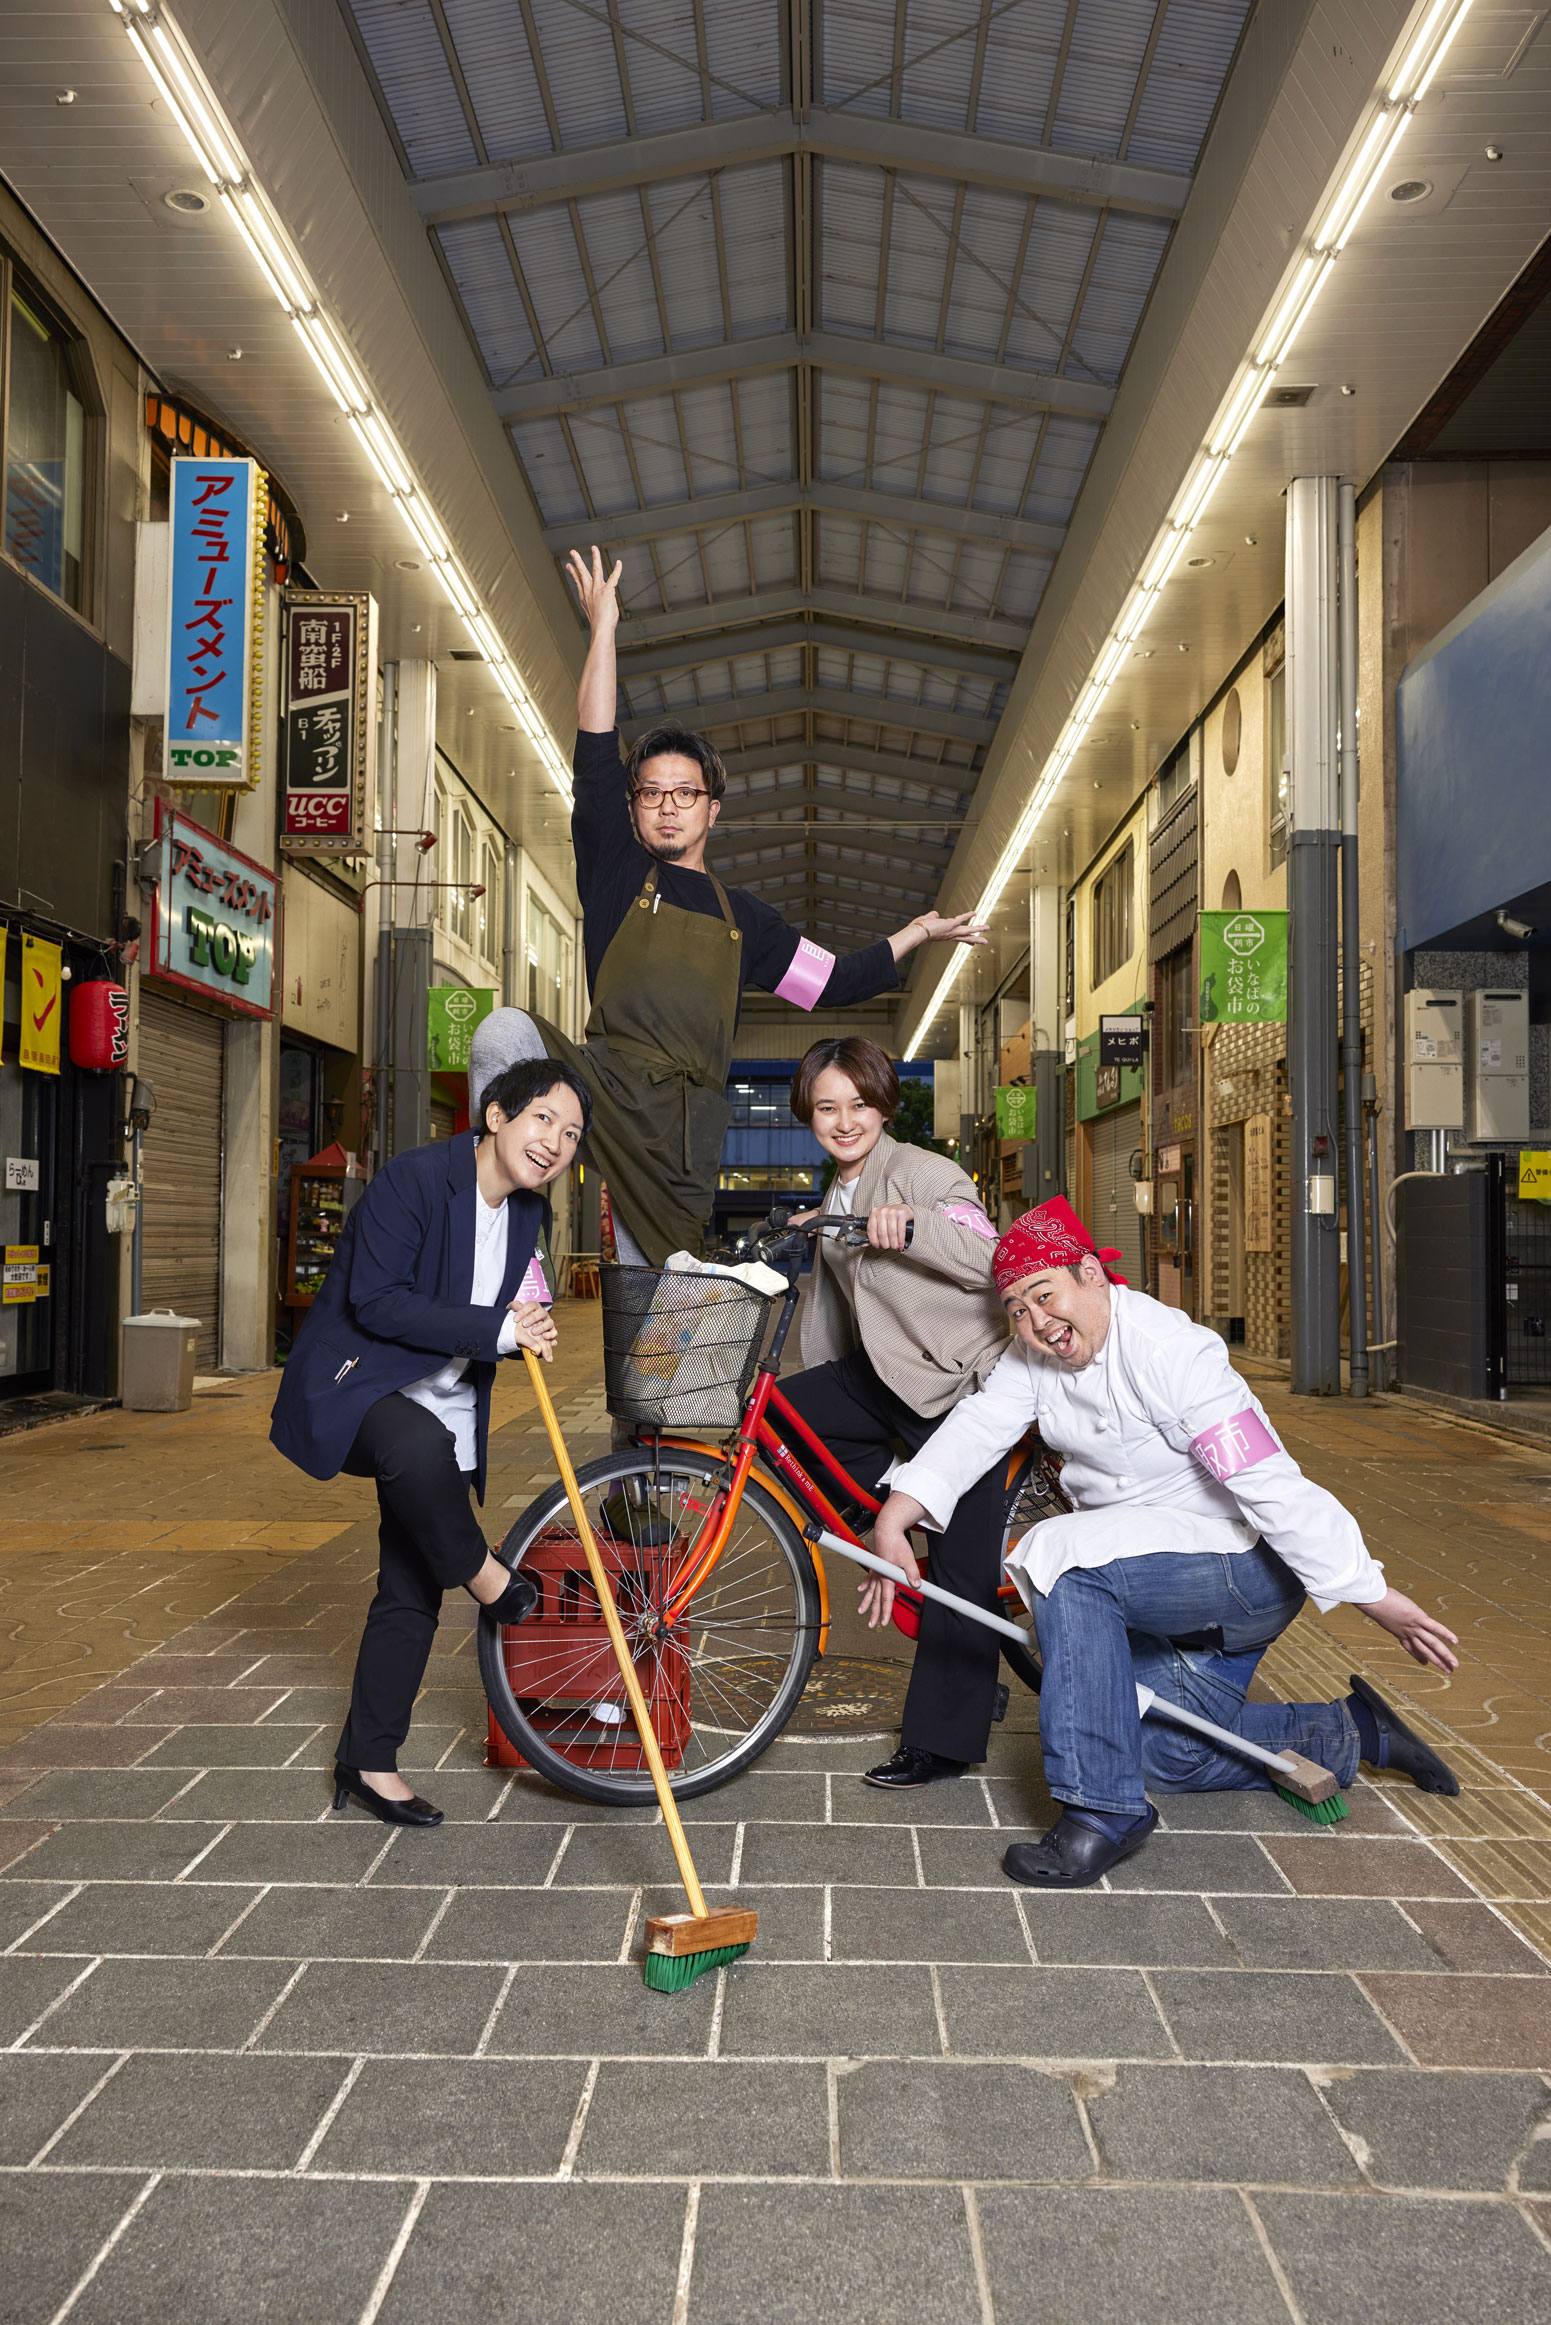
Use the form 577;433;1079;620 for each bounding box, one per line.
572;729;901;1023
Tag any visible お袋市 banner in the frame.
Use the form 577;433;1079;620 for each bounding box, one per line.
1199;910;1288;1025
164;455;265;788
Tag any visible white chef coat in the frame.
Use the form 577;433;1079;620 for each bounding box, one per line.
887;1283;1387;1613
402;1190;521;1474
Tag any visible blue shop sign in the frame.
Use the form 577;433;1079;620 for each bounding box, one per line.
151;801;277;1019
165;454;264;787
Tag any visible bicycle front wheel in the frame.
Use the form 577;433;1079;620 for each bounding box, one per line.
479;1449;822;1803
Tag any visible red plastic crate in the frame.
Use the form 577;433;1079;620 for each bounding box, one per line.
485;1524;692;1771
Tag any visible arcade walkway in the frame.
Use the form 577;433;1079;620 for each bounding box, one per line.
3;1325;1551;2323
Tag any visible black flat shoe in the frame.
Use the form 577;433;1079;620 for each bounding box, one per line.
864;1745;969;1789
1002;1806;1158;1888
332;1766;444;1827
482;1567;539;1625
1348;1673;1461;1795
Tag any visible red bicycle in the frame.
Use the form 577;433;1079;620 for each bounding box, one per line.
480;1210;1059;1802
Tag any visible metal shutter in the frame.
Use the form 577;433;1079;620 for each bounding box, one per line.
137;989;224;1369
1089;1101;1145;1290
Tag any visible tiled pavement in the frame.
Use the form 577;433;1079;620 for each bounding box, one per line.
4;1324;1551;2320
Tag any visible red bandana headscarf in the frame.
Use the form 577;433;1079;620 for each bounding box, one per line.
992;1196;1128;1294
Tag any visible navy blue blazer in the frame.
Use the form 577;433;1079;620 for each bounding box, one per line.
270;1131;543;1503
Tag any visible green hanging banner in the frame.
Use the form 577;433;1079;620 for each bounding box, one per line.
1199;911;1288;1025
995;1084;1037;1139
427;985;496;1071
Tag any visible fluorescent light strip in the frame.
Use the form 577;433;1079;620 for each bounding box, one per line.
902;0;1475;1059
107;0;574;805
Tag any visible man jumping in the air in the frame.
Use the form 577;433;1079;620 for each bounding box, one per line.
469;547;987;1266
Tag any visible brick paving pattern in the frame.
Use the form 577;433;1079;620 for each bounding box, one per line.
3;1318;1551;2320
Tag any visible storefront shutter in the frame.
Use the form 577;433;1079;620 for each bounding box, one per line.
1090;1100;1145;1291
137;989;224;1370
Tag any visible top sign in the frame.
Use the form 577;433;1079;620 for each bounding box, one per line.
165;455;265;789
150;799;277;1019
281;590;378;855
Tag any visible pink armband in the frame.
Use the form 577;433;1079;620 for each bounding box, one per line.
1190;1408;1279;1482
940;1202;997;1242
774;937;836;1011
516;1256;552;1306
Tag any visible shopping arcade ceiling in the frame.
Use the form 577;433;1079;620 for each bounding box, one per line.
340;0;1252;960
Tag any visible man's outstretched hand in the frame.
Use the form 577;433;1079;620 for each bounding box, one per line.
565;545;623;634
1360;1587;1459;1671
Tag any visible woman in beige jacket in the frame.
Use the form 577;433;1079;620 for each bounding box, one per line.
775;1037;1012;1787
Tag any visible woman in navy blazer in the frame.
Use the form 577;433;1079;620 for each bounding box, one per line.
272;1057;591;1827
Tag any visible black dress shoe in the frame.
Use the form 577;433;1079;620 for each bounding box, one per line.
332;1766;444;1827
482;1567;539;1625
863;1745;969;1789
1348;1673;1461;1795
1002;1806;1158;1888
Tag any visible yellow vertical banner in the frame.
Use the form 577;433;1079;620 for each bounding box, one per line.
19;935;62;1074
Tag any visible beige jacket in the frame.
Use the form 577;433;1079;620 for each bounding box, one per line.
798;1131;1008;1418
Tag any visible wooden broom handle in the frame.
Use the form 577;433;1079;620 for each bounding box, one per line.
521;1349;708;1920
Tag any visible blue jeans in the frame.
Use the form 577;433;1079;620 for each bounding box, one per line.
1031;1542;1361;1815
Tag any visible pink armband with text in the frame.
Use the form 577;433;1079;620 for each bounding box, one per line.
774;937;836;1011
1190;1408;1279;1481
516;1257;552;1306
940;1202;997;1242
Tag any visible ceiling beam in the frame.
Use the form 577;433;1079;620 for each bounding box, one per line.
621;688;998;746
414;108;1190;225
618;588;1029;655
546;474;1065;559
619;615;1019;683
716;780;965;828
506;329;1111;426
720;741;980;791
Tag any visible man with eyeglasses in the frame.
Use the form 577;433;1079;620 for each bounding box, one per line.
469;546;987;1268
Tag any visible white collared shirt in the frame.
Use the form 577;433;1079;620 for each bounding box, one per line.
888;1284;1387;1612
401;1191;519;1474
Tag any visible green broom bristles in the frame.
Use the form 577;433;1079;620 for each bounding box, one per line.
643;1942;750;1992
1277;1785;1348;1824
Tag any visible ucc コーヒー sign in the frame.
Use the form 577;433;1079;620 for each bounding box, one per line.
149;800;277;1019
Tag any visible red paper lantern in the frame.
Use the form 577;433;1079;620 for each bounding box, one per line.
69;981;130;1071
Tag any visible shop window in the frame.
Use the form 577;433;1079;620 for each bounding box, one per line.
1267;662;1288;869
4;286;88;611
478;841;502;969
526;891;568;1023
1091;840;1134;987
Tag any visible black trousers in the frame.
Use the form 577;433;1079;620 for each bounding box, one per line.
772;1351;1009;1764
336;1393;490;1771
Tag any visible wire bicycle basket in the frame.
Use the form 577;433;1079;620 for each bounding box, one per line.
601;1265;778;1430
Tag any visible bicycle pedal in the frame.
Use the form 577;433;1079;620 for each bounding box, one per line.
990;1683;1010;1726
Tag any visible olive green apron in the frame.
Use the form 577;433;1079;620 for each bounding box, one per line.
536;863;741;1266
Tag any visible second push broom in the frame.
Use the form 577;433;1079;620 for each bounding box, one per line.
520;1348;757;1989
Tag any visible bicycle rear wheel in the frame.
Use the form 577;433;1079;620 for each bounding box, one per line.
479;1449;822;1803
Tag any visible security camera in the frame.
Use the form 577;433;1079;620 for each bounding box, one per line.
1496;909;1537;941
126;1076;157;1133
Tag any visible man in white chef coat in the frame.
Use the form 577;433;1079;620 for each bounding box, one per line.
866;1198;1460;1888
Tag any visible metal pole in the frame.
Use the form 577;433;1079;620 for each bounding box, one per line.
1286;477;1342;1394
1338;482;1368;1397
375;663;397;1169
130;1124;144;1315
1366;1078;1386;1389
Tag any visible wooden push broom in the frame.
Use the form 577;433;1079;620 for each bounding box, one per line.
521;1349;757;1989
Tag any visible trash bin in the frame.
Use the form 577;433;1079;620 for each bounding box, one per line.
121;1311;201;1412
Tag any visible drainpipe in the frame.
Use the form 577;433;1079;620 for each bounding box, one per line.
1339;482;1368;1397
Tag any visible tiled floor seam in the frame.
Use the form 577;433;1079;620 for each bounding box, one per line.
355;2179;430;2325
1238;2190;1307;2324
